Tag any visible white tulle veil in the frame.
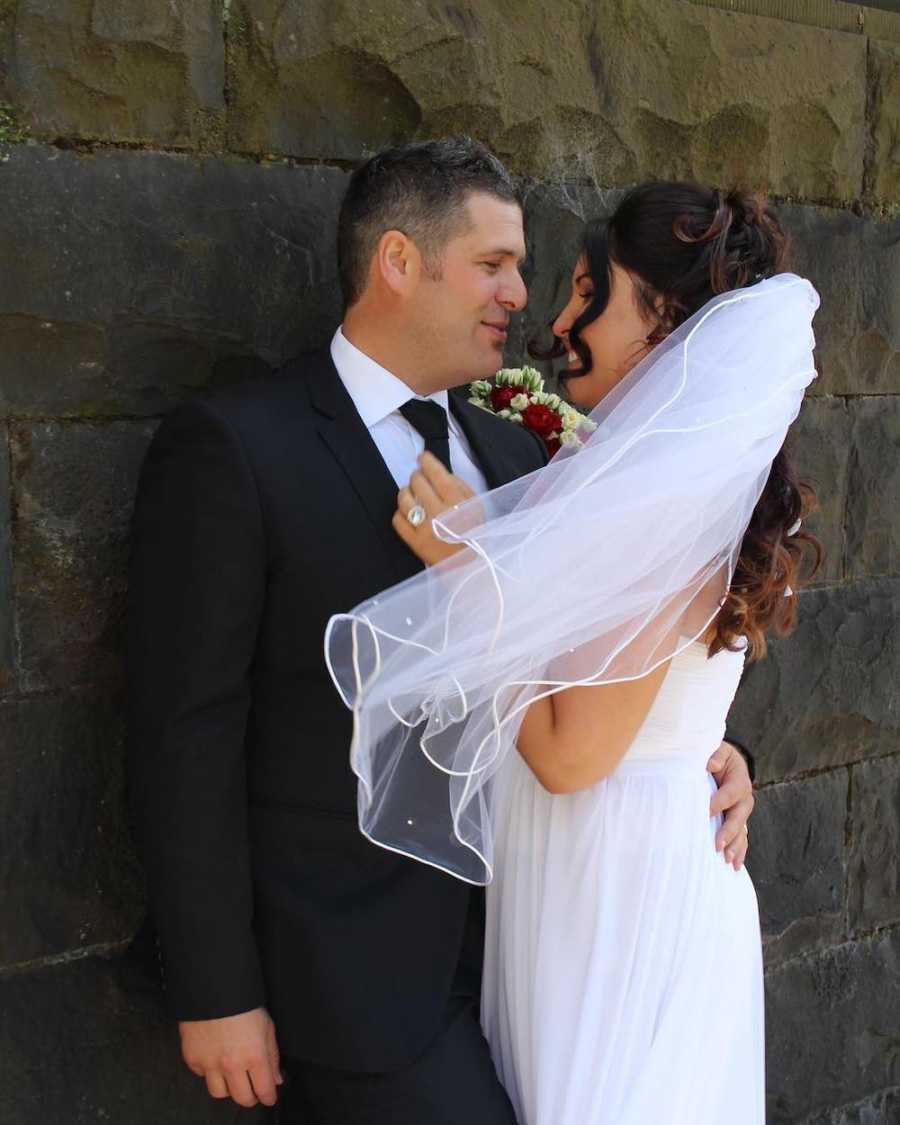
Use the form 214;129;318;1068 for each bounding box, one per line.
325;272;819;884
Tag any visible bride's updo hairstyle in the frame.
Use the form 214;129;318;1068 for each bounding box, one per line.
539;182;821;660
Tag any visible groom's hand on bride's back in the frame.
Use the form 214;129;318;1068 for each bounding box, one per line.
707;741;754;872
179;1006;283;1108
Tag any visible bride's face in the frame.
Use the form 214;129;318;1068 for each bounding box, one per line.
552;259;657;411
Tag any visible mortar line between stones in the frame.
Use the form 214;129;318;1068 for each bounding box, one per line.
4;425;21;696
755;747;900;791
32;136;360;172
764;918;900;973
833;392;900;400
6;414;165;426
0;938;131;978
862;33;876;207
839;396;854;582
222;0;231;147
842;763;854;942
2;682;124;705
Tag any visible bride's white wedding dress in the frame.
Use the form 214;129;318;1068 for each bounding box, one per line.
482;639;765;1125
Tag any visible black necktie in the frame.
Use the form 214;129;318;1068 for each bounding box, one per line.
399;399;453;473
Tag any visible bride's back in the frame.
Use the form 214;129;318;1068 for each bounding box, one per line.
624;640;746;767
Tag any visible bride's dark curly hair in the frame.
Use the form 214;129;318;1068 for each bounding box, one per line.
534;182;821;660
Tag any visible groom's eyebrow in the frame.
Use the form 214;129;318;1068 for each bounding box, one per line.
481;245;527;265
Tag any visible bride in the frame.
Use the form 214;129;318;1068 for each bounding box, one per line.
326;182;821;1123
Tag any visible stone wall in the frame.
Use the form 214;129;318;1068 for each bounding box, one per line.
0;1;898;1122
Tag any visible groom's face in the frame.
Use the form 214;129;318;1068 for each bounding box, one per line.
412;192;528;387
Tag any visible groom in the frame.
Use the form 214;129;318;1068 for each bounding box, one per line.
127;138;754;1123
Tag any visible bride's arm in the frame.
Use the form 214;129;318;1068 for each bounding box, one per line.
517;666;670;795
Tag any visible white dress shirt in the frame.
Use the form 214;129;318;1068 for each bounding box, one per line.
330;327;489;495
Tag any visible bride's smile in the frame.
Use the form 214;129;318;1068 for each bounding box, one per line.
551;259;657;411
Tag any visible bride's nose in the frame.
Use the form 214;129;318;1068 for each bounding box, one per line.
552;306;573;342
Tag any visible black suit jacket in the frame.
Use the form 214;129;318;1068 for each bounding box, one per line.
127;349;550;1071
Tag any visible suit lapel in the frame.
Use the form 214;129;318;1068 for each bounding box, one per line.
449;390;538;488
299;355;539;586
303;351;423;584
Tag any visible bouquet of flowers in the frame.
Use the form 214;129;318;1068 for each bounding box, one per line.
468;366;595;456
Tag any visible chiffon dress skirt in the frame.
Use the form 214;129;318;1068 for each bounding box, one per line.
482;641;765;1125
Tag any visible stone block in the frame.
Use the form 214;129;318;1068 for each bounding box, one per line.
3;0;225;147
765;930;900;1123
867;39;900;205
594;0;867;201
226;0;609;170
0;693;142;966
750;772;848;967
10;421;155;693
848;756;900;935
0;953;262;1124
788;397;852;584
0;146;348;415
729;580;900;784
780;205;900;397
225;0;867;199
0;314;108;417
0;421;12;695
845;397;900;580
226;0;425;160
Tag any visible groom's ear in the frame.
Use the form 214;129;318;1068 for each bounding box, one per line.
377;229;423;297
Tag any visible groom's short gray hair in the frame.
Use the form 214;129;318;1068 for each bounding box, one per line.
337;137;519;308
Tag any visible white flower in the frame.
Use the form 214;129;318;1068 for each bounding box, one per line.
509;393;530;411
495;366;544;394
560;430;582;447
522;369;544;393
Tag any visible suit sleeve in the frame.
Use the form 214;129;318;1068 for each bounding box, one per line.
723;726;755;783
127;399;267;1020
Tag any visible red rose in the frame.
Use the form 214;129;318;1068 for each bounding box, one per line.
545;437;562;456
521;402;562;439
490;384;525;412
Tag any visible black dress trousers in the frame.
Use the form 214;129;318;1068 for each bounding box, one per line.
276;996;517;1125
275;888;517;1125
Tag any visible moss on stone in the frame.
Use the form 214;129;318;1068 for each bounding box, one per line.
192;107;227;153
0;103;29;148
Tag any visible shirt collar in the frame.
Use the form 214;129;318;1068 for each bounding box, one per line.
331;327;450;428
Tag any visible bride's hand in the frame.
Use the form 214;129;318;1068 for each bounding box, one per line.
393;452;475;567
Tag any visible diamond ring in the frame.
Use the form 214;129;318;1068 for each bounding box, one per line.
406;504;427;528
